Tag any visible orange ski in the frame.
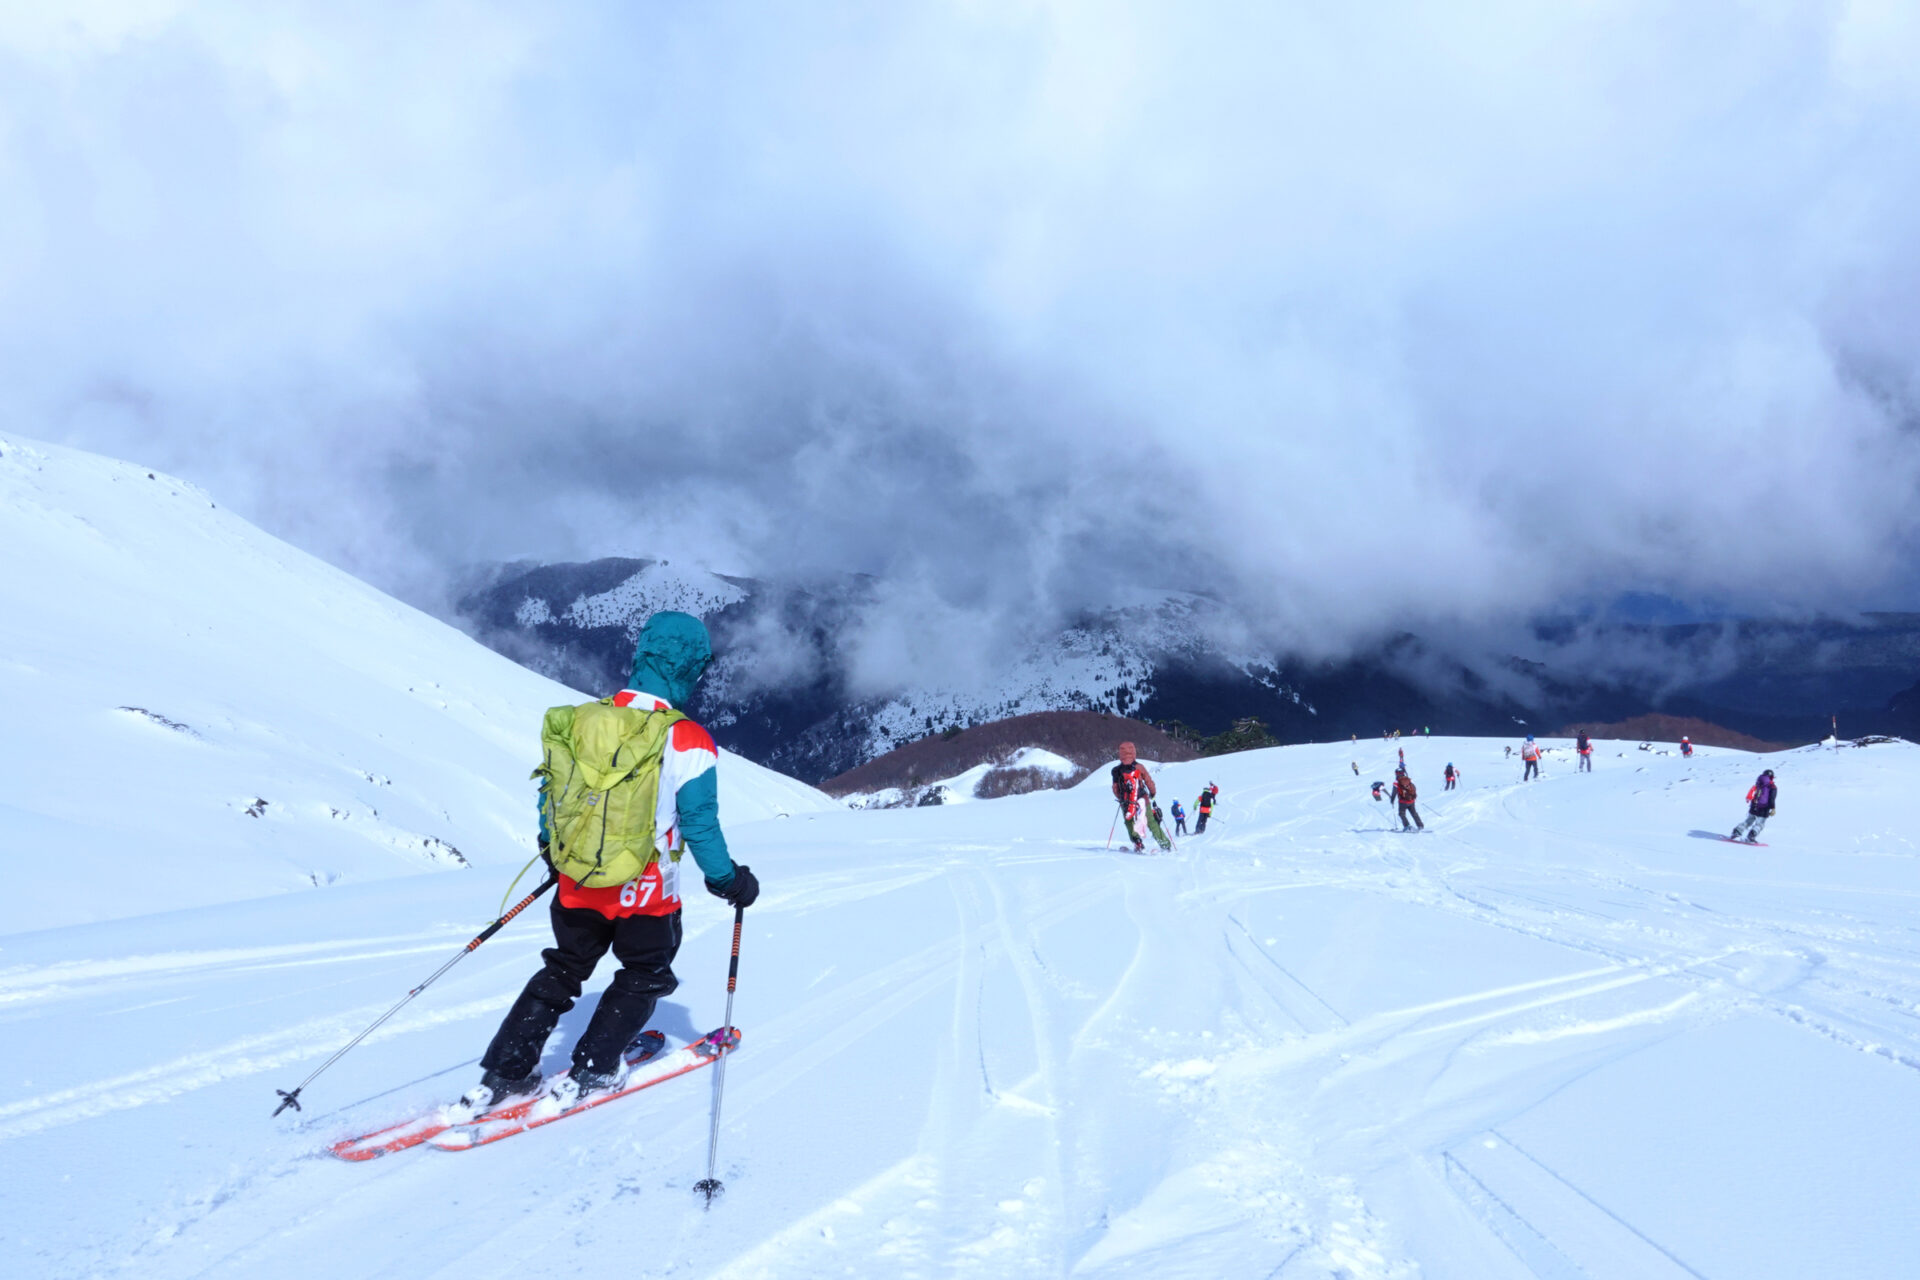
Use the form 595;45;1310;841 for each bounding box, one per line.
329;1031;667;1162
428;1027;740;1151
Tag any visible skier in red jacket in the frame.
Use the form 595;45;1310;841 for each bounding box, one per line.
1392;765;1423;831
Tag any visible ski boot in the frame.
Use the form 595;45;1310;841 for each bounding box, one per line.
449;1068;542;1122
537;1060;628;1116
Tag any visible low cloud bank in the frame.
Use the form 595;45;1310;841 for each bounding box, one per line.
6;3;1920;678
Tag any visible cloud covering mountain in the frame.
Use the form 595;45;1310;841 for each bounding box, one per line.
7;2;1920;678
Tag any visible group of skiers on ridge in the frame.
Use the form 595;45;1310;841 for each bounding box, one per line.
1109;742;1217;852
1127;728;1778;851
1361;731;1775;843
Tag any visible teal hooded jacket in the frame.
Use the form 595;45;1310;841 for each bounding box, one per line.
539;610;738;890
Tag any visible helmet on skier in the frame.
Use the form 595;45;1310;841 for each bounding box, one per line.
1395;764;1406;775
1525;734;1534;742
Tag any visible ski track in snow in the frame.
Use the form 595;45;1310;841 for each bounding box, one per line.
7;738;1920;1278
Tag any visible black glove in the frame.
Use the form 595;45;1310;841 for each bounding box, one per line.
705;863;760;910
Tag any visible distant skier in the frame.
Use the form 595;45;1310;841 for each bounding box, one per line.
1521;735;1541;781
1111;742;1172;852
1577;732;1593;773
1351;761;1359;776
1393;765;1423;830
1397;746;1405;767
1170;799;1187;836
1370;779;1389;802
1444;762;1458;791
1730;769;1778;843
457;612;759;1118
1681;736;1694;758
1504;744;1513;759
1195;783;1219;833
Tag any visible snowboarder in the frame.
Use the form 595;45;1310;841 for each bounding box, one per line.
1681;736;1693;758
1111;742;1172;851
458;612;760;1119
1444;762;1458;791
1577;732;1593;773
1195;783;1219;833
1730;769;1778;843
1170;799;1187;836
1521;735;1541;781
1393;765;1423;830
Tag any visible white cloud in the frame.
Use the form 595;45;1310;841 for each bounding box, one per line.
3;1;1917;648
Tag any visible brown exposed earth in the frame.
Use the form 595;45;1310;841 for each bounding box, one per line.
819;711;1200;798
1553;714;1798;753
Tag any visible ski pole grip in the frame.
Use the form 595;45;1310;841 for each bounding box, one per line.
468;875;557;951
726;905;743;993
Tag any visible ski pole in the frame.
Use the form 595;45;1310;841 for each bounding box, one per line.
1106;803;1122;849
696;905;746;1206
271;873;557;1116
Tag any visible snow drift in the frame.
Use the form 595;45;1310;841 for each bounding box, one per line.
0;433;831;934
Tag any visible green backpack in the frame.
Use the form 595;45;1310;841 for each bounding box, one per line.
534;698;687;889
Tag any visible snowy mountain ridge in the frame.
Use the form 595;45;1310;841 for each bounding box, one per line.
460;556;1920;782
459;560;1320;780
852;593;1315;763
516;559;753;631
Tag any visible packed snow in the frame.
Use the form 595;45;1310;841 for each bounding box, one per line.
5;434;1920;1278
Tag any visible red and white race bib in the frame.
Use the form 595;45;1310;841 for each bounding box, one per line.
559;855;683;918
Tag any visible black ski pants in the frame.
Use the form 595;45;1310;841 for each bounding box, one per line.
1523;759;1539;781
480;899;681;1080
1398;801;1423;830
1195;810;1211;833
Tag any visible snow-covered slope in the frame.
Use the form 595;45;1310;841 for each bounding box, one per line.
0;434;832;934
7;719;1918;1277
